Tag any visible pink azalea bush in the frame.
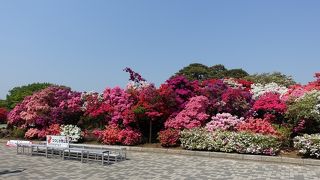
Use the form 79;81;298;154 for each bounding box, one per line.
206;113;244;131
7;86;83;129
24;128;39;139
165;96;209;129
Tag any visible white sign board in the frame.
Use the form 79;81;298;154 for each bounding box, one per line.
46;135;69;148
6;140;32;147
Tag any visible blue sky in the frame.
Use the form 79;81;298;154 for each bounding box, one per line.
1;0;320;98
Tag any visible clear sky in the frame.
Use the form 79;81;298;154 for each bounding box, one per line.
1;0;320;99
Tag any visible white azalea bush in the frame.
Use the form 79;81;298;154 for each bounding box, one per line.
60;124;82;142
251;83;288;99
180;128;281;156
294;134;320;158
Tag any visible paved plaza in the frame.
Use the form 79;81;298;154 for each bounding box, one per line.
0;143;320;180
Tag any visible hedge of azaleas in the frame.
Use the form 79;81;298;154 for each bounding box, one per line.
4;69;320;158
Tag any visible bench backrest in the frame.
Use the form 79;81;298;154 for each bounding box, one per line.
46;135;69;148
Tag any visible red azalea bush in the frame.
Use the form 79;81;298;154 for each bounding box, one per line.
236;118;279;136
158;129;180;147
99;125;142;145
101;125;121;145
165;96;209;129
0;108;7;124
253;92;287;122
118;128;142;145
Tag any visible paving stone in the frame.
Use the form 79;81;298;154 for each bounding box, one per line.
1;143;320;180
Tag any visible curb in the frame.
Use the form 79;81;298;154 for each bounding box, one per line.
126;146;319;166
1;139;319;166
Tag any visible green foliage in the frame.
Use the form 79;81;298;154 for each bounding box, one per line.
244;72;296;87
175;63;249;81
11;127;26;138
0;100;7;108
6;82;52;109
226;69;249;79
175;63;211;81
286;91;320;133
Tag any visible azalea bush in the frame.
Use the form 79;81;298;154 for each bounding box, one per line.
286;90;320;134
100;125;142;145
158;129;180;147
7;86;83;129
165;96;209;129
251;83;288;99
206;113;244;131
180;128;281;156
0;108;7;124
294;134;320;158
235;118;279;136
60;124;82;142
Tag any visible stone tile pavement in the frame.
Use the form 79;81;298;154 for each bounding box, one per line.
0;143;319;180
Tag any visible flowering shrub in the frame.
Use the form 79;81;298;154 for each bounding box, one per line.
286;90;320;133
294;134;320;158
60;125;82;142
180;128;281;156
0;108;7;124
236;118;279;136
165;96;209;129
219;88;252;117
7;86;83;129
101;125;122;145
118;128;142;145
161;76;195;112
206;113;244;131
253;93;287;122
92;129;104;142
251;83;288;99
158;129;180;147
24;128;39;139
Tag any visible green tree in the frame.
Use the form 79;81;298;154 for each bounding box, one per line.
0;99;7;108
175;63;211;81
6;82;52;109
209;64;228;79
226;68;249;79
244;72;296;87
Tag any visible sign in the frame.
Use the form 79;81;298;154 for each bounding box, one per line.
6;140;32;147
46;135;69;148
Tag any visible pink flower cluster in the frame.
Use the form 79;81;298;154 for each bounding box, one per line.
7;86;83;129
165;96;209;129
206;113;244;131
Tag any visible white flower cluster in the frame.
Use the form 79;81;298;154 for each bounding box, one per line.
294;134;320;158
250;83;288;99
60;124;82;142
223;78;244;89
126;80;151;90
